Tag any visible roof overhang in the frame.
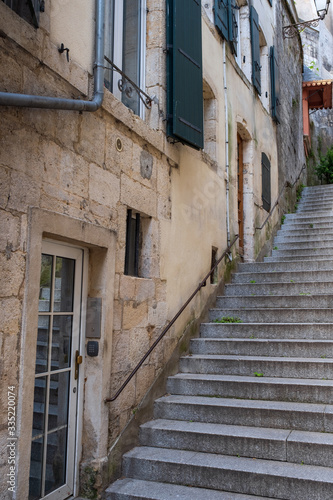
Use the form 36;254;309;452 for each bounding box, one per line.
302;80;333;109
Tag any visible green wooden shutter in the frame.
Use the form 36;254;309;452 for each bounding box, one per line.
214;0;229;40
270;46;281;124
29;0;41;27
228;0;238;56
167;0;204;149
262;153;271;212
250;6;261;95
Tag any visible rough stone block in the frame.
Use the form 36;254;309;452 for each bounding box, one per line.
76;112;106;167
121;173;156;217
0;297;21;335
0;211;20;252
89;163;120;208
123;301;148;330
0;252;25;297
7;170;41;213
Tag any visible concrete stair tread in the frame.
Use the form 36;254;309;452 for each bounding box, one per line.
141;419;333;446
140;419;333;465
181;354;333;363
106;478;272;500
202;321;333;326
169;373;333;385
156;394;333;414
123;446;333;483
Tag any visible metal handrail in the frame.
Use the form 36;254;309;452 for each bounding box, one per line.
256;164;306;231
105;234;239;403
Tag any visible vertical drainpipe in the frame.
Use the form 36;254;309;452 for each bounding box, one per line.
223;40;231;247
0;0;105;111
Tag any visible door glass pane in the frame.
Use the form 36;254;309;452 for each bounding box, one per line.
32;376;47;437
122;0;141;114
29;436;44;500
51;316;73;371
36;316;50;374
53;257;75;312
45;427;68;496
39;254;53;312
48;372;70;432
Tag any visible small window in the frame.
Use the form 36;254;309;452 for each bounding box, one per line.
210;247;218;284
124;209;152;277
261;153;271;212
2;0;41;27
104;0;146;116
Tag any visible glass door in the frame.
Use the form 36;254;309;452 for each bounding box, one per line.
29;242;83;500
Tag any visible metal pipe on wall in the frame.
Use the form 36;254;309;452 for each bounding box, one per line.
0;0;105;111
223;40;231;247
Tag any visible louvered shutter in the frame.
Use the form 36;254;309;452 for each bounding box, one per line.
228;0;238;56
167;0;204;149
250;6;261;95
262;153;271;212
214;0;229;40
29;0;41;27
270;46;281;124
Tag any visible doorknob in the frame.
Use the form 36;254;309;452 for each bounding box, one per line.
74;350;83;380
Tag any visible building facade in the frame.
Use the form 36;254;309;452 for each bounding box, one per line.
0;0;305;498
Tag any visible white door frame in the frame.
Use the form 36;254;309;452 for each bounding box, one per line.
30;240;87;500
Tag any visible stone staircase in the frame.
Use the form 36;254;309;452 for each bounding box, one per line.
106;185;333;500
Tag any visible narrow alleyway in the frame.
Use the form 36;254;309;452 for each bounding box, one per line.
107;184;333;499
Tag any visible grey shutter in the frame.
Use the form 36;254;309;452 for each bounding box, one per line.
29;0;41;27
250;6;261;95
166;0;204;149
262;153;271;212
214;0;229;40
228;0;238;56
270;46;281;124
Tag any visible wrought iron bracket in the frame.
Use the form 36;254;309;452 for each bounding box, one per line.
104;55;155;109
283;18;321;38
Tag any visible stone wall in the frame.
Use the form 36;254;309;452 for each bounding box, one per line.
275;0;307;213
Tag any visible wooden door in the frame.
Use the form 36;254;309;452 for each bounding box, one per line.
237;133;244;253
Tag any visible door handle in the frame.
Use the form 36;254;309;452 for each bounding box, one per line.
74;350;83;380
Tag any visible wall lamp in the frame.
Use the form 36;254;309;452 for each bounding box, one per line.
283;0;330;38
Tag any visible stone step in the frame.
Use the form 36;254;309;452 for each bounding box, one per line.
200;322;333;339
271;239;333;250
270;247;333;257
216;294;333;308
179;354;333;379
139;419;333;468
238;260;333;272
122;446;333;499
106;478;272;500
280;221;333;230
297;202;333;210
283;214;333;223
154;395;333;432
209;307;333;323
277;227;333;237
297;205;333;212
166;373;333;404
231;269;333;283
224;281;333;295
190;338;333;358
140;419;291;462
264;254;333;262
274;234;333;244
